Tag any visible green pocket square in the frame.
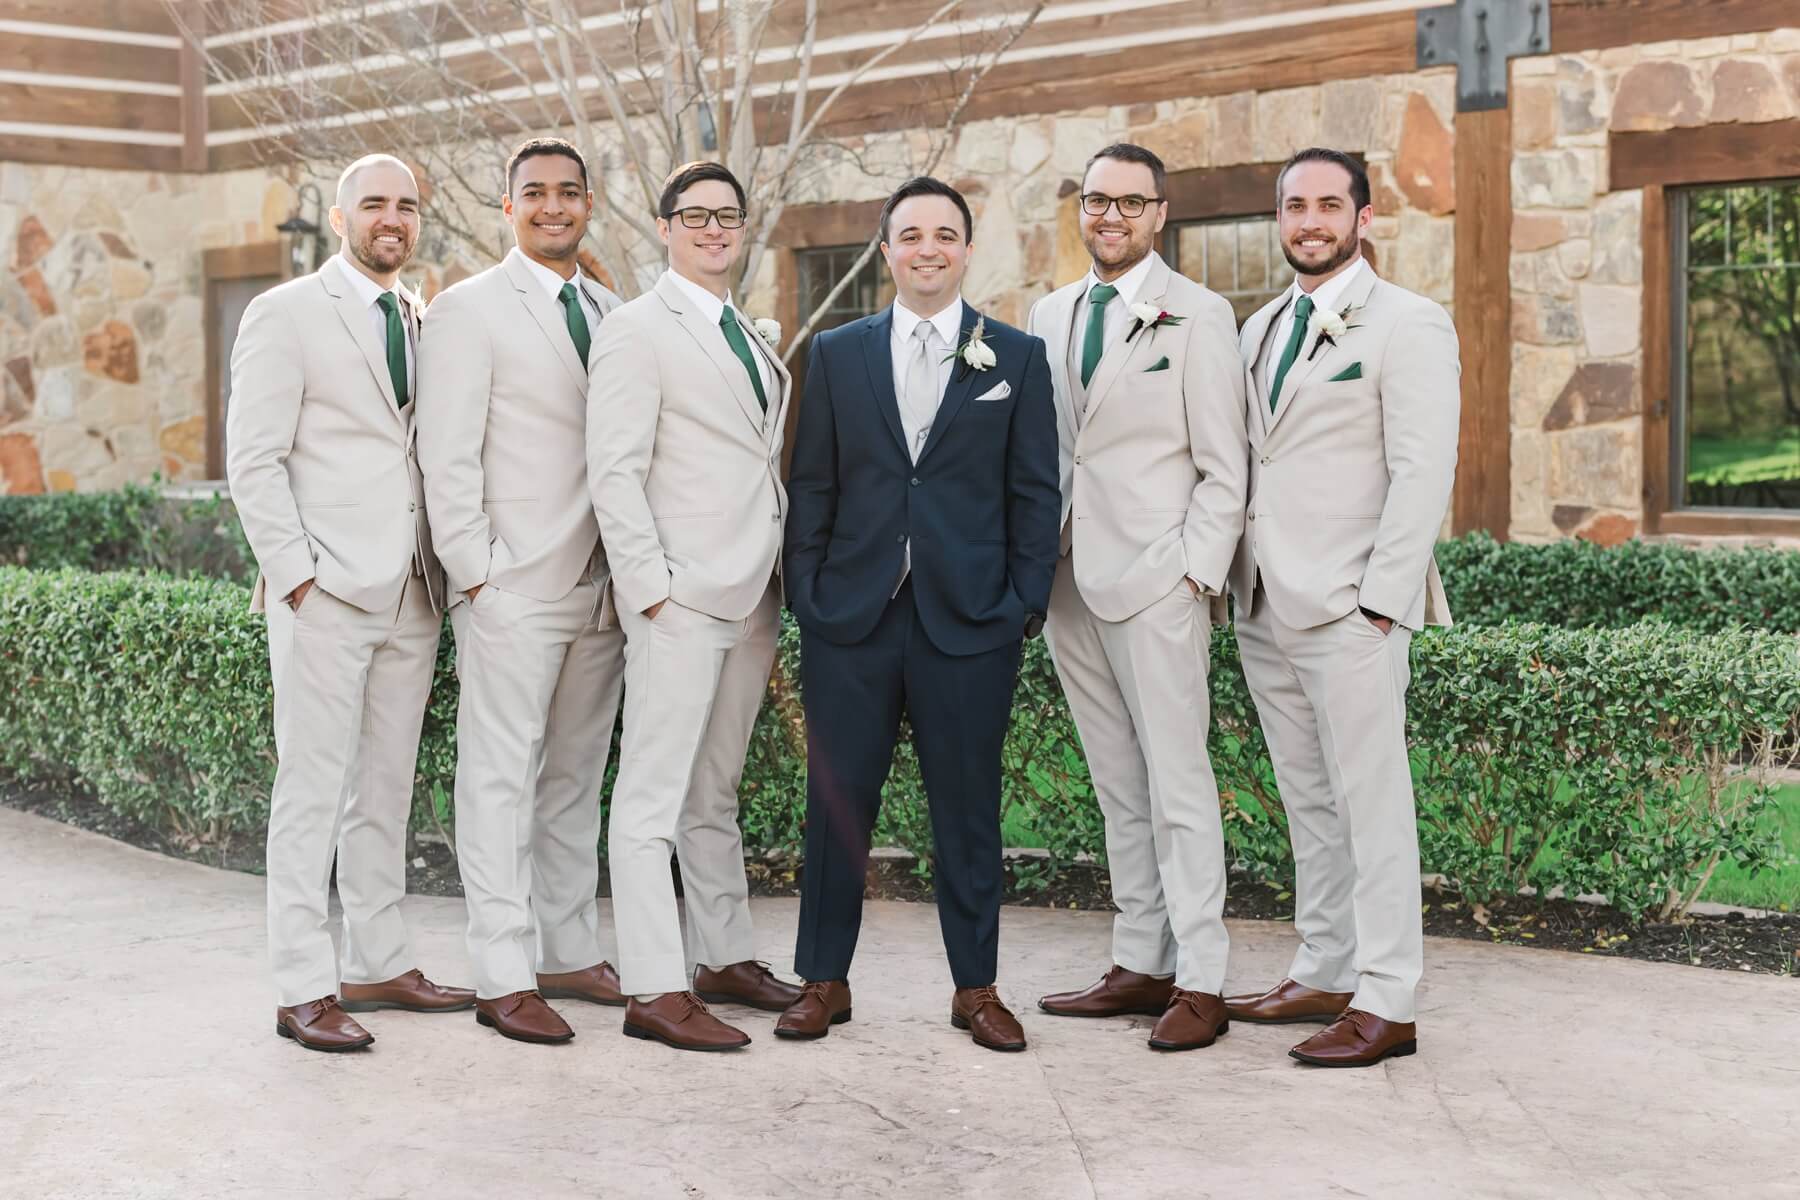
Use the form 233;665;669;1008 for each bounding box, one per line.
1329;362;1363;382
1145;356;1171;372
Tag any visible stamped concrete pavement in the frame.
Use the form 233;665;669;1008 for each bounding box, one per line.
1;805;1796;1200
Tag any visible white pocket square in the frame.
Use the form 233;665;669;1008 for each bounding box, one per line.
973;380;1011;402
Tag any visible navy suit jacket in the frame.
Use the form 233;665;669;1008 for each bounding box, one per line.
784;304;1060;657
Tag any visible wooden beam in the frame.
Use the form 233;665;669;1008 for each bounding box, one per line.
1551;0;1797;53
0;82;181;133
1610;119;1800;192
0;34;180;84
1164;154;1368;223
178;1;208;172
1639;183;1673;532
0;134;180;172
0;0;175;37
1450;104;1512;538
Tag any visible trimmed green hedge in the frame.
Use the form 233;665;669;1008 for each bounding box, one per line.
0;482;254;582
4;566;1793;919
1436;532;1800;632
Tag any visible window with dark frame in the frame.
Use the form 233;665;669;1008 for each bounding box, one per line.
1672;179;1800;513
795;244;888;335
1166;216;1292;328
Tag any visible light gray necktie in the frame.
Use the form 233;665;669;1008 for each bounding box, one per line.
902;320;939;465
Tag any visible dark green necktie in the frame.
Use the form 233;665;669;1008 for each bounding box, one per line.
1268;293;1314;413
558;281;591;366
375;291;409;407
1079;282;1117;388
719;306;768;412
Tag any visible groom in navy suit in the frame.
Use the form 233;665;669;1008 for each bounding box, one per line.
777;177;1059;1052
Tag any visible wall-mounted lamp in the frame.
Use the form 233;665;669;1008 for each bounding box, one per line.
276;182;326;277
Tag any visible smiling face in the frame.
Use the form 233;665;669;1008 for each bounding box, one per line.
1080;156;1165;282
1277;159;1371;283
880;194;971;317
505;152;591;272
657;178;742;295
329;159;420;285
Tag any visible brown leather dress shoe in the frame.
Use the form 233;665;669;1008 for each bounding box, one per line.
340;969;475;1013
1148;989;1230;1052
951;986;1027;1052
1039;966;1174;1018
276;996;374;1052
1224;978;1354;1025
475;991;574;1044
692;960;804;1012
1289;1008;1417;1067
623;992;751;1051
774;981;853;1040
537;961;626;1007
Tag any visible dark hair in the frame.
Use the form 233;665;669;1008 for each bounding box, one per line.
658;161;747;217
1276;147;1371;213
878;176;974;245
506;136;588;194
1082;142;1167;199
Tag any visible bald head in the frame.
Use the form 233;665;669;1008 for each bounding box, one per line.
327;154;421;285
335;153;417;211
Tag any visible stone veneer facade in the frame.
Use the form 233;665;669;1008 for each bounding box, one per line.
3;28;1798;546
1506;28;1800;544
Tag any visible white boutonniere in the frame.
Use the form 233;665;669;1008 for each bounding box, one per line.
943;316;996;378
1125;301;1185;343
1306;302;1361;361
751;317;782;347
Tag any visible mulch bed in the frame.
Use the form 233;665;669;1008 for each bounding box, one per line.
7;776;1796;977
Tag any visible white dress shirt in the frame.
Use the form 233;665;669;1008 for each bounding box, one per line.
1268;254;1370;382
890;296;963;457
335;252;414;396
665;269;775;402
519;251;602;330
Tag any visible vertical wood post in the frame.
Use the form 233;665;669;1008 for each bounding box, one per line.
1450;102;1513;537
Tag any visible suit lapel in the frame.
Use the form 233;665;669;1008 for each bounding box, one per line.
916;305;984;466
1240;294;1286;440
1083;254;1171;423
656;272;764;435
321;257;403;422
745;317;791;442
502;248;589;391
860;308;908;458
1039;283;1084;436
1266;264;1379;439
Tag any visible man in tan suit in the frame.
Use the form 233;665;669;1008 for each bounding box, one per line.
1027;144;1248;1052
228;154;473;1053
417;137;627;1045
1225;147;1459;1068
588;161;801;1051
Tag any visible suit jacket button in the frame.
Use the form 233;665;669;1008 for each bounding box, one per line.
408;502;417;512
910;477;920;486
1260;455;1272;465
895;534;905;543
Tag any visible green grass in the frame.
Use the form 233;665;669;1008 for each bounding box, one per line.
1686;433;1800;486
1703;782;1800;912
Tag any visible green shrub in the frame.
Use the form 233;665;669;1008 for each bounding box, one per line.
1436;532;1800;632
0;483;254;583
4;566;1793;920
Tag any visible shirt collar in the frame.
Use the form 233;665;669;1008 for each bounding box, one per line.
1084;252;1156;306
665;268;732;325
335;252;400;311
1288;254;1369;318
892;296;964;348
517;249;582;304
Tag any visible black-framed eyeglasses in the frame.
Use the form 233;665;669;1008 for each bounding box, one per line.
663;205;747;229
1080;192;1163;218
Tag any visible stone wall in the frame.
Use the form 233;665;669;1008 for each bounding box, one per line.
741;68;1461;328
0;166;297;493
1506;29;1800;544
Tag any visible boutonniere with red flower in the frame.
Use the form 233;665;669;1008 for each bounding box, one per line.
1125;301;1185;343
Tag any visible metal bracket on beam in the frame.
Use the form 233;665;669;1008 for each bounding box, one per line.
1417;0;1551;111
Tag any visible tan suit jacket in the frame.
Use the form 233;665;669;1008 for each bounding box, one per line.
1027;254;1247;623
1228;265;1459;631
417;248;621;606
226;254;441;614
587;270;791;622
